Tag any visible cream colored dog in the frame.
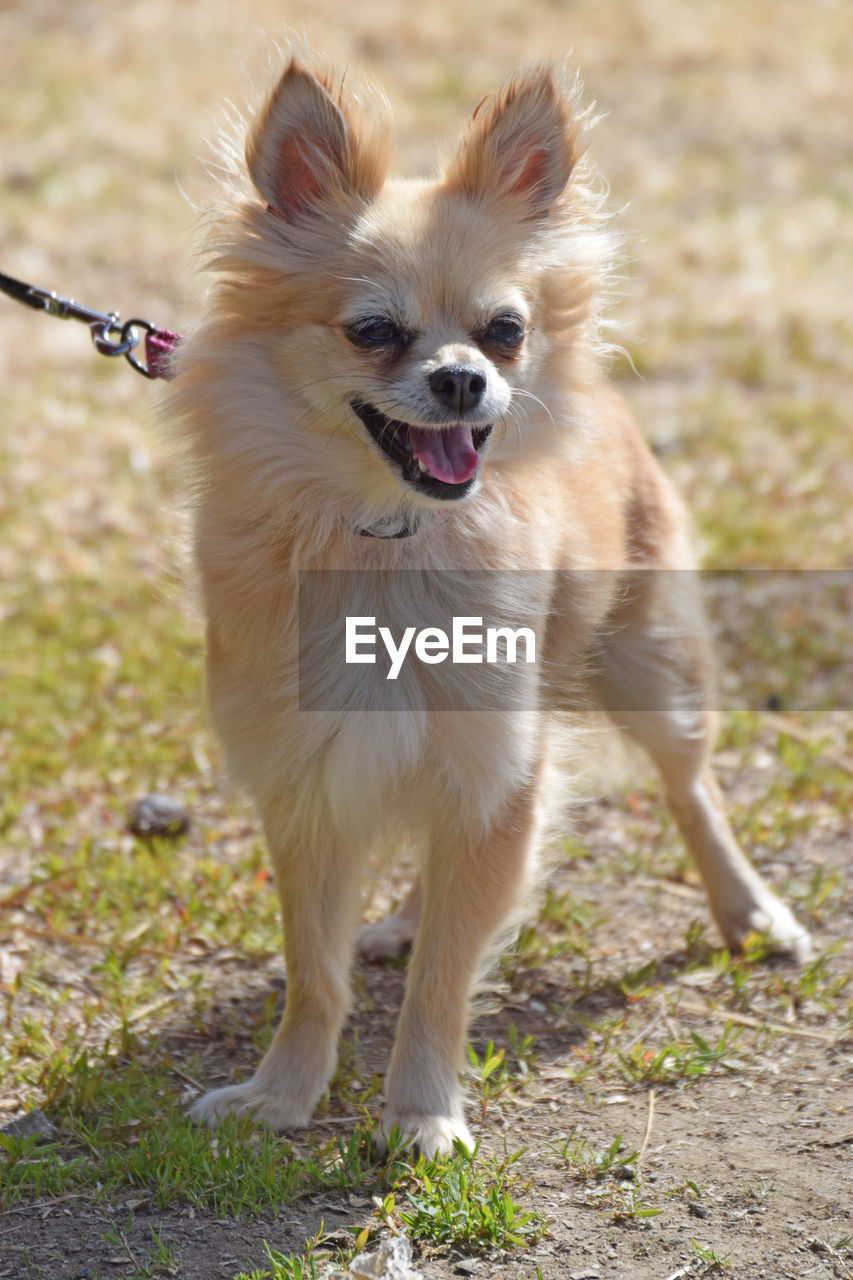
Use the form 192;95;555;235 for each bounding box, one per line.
171;51;810;1155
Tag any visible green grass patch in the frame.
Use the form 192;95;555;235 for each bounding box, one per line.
615;1025;746;1085
2;1033;543;1257
1;1043;358;1214
376;1138;544;1250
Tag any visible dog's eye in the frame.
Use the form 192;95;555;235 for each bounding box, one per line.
481;312;527;354
344;317;406;350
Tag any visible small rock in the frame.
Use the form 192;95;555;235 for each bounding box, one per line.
128;793;191;839
569;1271;601;1280
0;1109;58;1143
689;1201;710;1219
454;1260;478;1275
331;1234;423;1280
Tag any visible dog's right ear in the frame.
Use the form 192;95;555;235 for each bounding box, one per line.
246;58;391;221
444;66;580;219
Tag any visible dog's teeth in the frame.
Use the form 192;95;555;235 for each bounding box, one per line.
417;459;429;474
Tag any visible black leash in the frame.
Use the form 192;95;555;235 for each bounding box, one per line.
0;269;182;379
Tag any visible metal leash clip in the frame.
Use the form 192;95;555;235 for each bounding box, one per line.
25;284;139;360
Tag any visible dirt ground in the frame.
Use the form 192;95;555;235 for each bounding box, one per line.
1;0;852;1277
2;790;851;1280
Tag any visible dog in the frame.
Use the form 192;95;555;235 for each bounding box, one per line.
170;49;811;1156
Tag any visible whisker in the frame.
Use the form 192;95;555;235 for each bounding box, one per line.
511;386;556;426
499;407;523;450
288;372;396;398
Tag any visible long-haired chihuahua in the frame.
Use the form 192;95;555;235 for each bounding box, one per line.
170;49;810;1155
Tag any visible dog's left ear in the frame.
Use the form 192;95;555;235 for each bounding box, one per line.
246;56;391;221
444;66;579;218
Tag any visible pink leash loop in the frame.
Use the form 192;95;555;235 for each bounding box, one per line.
144;327;183;380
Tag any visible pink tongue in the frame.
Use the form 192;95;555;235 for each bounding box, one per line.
408;424;480;485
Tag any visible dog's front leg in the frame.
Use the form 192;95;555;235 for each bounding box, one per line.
191;812;365;1131
381;765;544;1156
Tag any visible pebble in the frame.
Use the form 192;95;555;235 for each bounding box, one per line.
127;793;191;839
0;1109;58;1142
330;1234;423;1280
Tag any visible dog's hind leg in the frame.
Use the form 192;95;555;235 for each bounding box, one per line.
356;879;422;961
190;806;367;1131
380;758;545;1156
594;569;811;961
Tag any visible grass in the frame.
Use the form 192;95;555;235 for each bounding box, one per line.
614;1025;747;1085
103;1224;183;1280
548;1131;640;1181
548;1131;662;1225
1;1055;335;1215
464;1025;537;1117
691;1238;734;1272
233;1243;324;1280
376;1139;544;1249
2;1;852;1276
1;1033;542;1252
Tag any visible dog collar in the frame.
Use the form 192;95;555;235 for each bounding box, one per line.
358;512;418;538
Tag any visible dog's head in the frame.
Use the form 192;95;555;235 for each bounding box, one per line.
193;54;612;528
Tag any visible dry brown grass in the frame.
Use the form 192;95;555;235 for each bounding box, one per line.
2;0;852;565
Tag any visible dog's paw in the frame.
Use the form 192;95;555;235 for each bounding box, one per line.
378;1110;474;1158
720;895;812;963
356;916;416;962
189;1080;311;1132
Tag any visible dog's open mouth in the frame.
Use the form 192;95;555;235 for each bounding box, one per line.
352;400;492;500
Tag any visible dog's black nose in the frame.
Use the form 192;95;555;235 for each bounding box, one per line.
428;365;487;415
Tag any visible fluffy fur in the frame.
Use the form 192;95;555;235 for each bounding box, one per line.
170;50;811;1155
